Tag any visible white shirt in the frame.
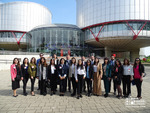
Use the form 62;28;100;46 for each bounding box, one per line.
75;66;86;80
123;65;134;76
51;65;55;74
93;65;98;72
54;59;57;65
72;64;75;74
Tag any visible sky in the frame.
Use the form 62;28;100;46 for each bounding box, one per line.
0;0;76;24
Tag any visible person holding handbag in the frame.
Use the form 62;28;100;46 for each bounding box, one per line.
28;57;37;96
133;58;145;100
21;58;29;96
10;58;21;97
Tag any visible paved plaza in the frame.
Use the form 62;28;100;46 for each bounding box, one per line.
0;67;150;113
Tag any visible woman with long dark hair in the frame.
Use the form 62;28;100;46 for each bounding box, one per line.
114;59;123;99
10;58;21;97
93;57;103;96
21;58;29;96
69;57;77;97
75;59;86;99
47;58;57;96
58;58;67;96
122;58;133;98
85;59;93;97
102;57;111;98
28;57;37;96
133;58;144;99
37;57;47;96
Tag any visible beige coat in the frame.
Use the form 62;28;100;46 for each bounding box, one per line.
93;63;103;95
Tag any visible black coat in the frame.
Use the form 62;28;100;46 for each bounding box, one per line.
47;65;57;80
85;65;93;79
134;64;144;76
114;65;123;80
21;64;29;78
58;64;67;77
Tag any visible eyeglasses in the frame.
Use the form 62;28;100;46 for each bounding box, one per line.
136;60;140;61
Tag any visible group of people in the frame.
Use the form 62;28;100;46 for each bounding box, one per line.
10;53;145;100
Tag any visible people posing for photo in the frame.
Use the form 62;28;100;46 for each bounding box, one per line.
81;56;87;93
114;59;123;99
21;58;29;96
28;57;37;96
122;58;133;98
47;58;58;96
37;57;47;96
36;53;44;90
93;57;103;96
65;54;71;92
102;57;111;98
69;57;77;97
133;58;145;100
58;58;67;96
10;58;21;97
85;59;93;97
110;55;116;95
75;59;86;99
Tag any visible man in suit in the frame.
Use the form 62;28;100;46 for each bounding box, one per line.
52;54;59;91
65;54;71;92
109;55;116;95
90;55;95;65
81;56;87;92
36;53;44;90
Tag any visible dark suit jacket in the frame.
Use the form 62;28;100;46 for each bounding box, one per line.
21;64;29;78
47;65;57;80
85;65;93;79
58;64;67;77
114;65;123;79
102;63;111;78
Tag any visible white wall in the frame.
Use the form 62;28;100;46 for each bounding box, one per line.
140;46;150;58
0;55;49;71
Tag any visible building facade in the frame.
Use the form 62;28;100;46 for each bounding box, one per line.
0;1;52;51
27;24;85;56
76;0;150;60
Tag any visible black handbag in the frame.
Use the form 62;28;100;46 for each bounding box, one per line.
16;75;21;80
46;81;51;88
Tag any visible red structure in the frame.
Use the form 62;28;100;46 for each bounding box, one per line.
83;20;149;41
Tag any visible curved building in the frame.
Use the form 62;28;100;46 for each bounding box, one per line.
0;1;52;50
27;24;84;56
76;0;150;60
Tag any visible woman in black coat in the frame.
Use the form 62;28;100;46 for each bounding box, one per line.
47;58;58;96
21;58;29;96
114;59;123;99
85;59;93;97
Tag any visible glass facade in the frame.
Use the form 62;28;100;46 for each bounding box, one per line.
84;22;150;40
27;24;87;56
0;32;26;43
